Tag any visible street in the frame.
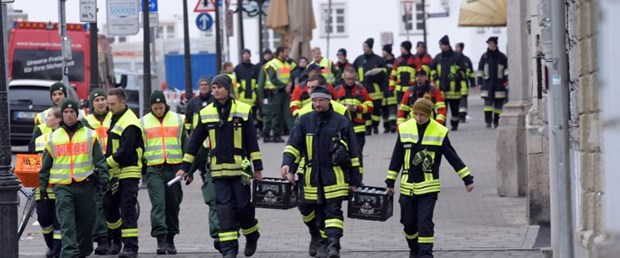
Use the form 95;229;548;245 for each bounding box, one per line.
15;92;546;257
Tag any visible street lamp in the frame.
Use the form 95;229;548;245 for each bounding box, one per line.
232;0;269;63
0;2;22;257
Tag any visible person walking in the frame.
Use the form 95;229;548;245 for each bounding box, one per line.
454;42;476;123
353;38;389;135
176;75;263;258
381;44;398;133
39;99;109;258
397;70;447;126
386;97;475;258
184;77;215;132
281;86;362;258
31;107;62;258
83;89;114;255
103;88;144;258
430;35;467;131
140;90;186;254
260;46;292;143
477;37;509;128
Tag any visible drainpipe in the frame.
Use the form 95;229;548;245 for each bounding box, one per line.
549;0;574;257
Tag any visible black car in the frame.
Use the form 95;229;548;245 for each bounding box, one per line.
8;79;79;145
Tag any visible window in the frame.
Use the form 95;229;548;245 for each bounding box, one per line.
400;1;424;34
261;17;281;50
321;3;346;37
156;24;176;39
118;36;126;43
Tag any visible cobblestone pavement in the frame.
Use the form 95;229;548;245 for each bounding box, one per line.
17;91;545;257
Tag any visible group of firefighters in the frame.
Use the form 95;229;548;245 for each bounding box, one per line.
27;34;508;258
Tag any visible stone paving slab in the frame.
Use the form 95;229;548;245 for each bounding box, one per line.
17;93;543;257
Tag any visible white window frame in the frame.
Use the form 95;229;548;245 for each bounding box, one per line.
399;0;424;35
156;23;176;39
320;2;347;38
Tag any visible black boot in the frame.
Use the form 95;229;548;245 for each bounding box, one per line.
308;233;321;257
484;111;493;127
108;232;122;255
407;238;419;258
493;113;500;128
365;127;372;136
450;120;459;131
118;249;138;258
214;240;221;253
156;235;167;255
44;232;54;258
45;248;53;258
326;237;340;258
272;136;285;143
244;232;259;257
94;237;109;255
118;237;138;258
315;238;328;258
263;136;273;143
372;126;379;135
166;234;177;255
52;239;61;258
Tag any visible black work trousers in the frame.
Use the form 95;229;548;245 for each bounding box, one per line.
445;99;461;129
103;178;140;252
400;193;438;258
298;198;345;240
214;177;260;256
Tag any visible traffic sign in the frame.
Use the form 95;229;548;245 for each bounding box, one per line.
195;13;213;31
80;0;97;23
194;0;216;13
141;0;158;12
107;0;140;36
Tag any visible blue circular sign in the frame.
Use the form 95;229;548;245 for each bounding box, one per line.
196;13;213;32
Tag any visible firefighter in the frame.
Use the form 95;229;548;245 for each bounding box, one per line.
334;67;373;171
255;49;274;134
234;49;260;120
413;42;434;75
391;41;417;103
103;88;144;258
386;98;475;258
176;75;263;258
291;56;308;86
183;77;221;252
185;77;215;132
83;89;113;255
32;107;61;258
281;86;362;258
353;37;389;135
477;37;509;128
260;46;292;143
335;48;351;81
39;99;109;258
454;43;476;123
290;64;339;118
140;90;186;254
382;44;398;133
310;47;341;86
430;35;468;131
296;75;348;118
397;70;447;126
222;62;239;98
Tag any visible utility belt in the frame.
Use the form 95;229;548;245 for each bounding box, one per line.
148;162;180;170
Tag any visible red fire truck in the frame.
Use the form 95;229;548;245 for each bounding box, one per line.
8;21;116;100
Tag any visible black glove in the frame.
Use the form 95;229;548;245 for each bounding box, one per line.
40;189;49;200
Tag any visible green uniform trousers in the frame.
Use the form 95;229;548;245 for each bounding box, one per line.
92;192;108;241
146;165;183;238
282;93;295;132
54;180;96;258
261;90;287;137
201;170;220;239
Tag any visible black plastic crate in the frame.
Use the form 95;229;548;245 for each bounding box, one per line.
347;186;393;221
253;177;297;209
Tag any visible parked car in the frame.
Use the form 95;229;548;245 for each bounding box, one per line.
8;79;79;145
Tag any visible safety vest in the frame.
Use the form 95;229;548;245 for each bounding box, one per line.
47;126;96;185
264;58;291;90
34;124;53;152
394;119;448;196
84;112;112;152
237;78;258;106
199;100;258;177
141;112;184;166
108;109;143;179
311;57;335;84
225;73;239;98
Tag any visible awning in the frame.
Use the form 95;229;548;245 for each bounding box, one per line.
458;0;507;27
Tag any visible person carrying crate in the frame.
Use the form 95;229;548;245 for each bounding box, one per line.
385;97;475;258
38;99;109;258
281;86;362;258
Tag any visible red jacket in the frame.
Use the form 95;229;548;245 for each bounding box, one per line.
290;83;338;116
397;83;446;125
